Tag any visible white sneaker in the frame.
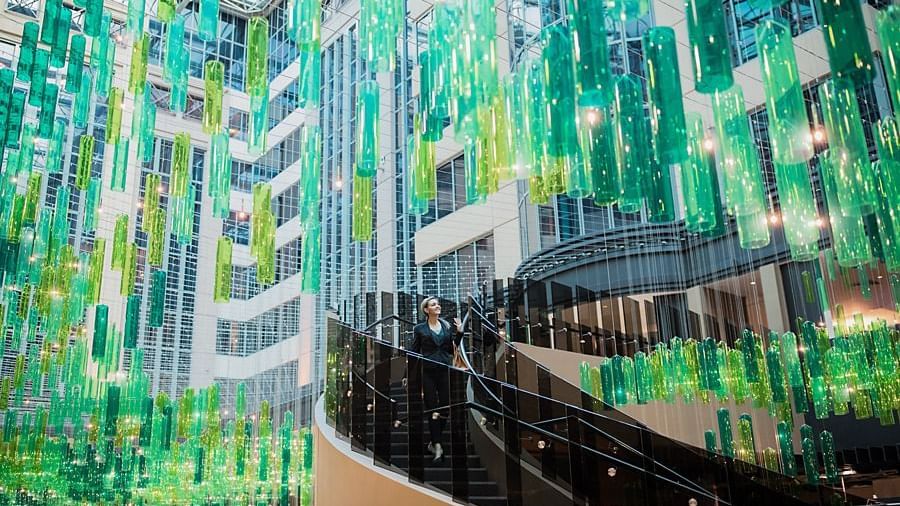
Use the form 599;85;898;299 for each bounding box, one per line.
432;443;443;462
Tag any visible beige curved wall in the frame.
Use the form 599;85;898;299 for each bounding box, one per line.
515;343;805;453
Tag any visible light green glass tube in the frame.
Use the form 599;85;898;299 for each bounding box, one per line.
737;413;757;465
613;75;648;213
65;34;86;94
203;61;225;135
149;270;166;328
414;127;436;202
171;132;191;198
22;172;41;225
300;223;321;294
684;0;733;93
106;88;123;144
111;137;130;191
773;160;819;261
643;27;687;164
143;173;161;233
291;0;321;47
248;86;269;155
170;51;189;112
198;0;219;42
129;35;149;94
18;123;36;174
140;103;156;163
757;20;813;164
158;0;174;21
817;0;873;86
819;150;873;267
73;74;92;129
96;37;116;99
356;80;379;178
877;7;900;110
147;208;166;267
111;214;128;271
820;78;876;216
298;44;321;109
873;160;900;272
579;107;618;205
121;242;136;296
247;17;269;95
352;173;374;242
76;134;94;191
82;177;101;233
172;185;195;246
300;125;321;225
126;0;146;37
408;134;428;215
566;0;612;106
644;154;675;223
256;210;275;285
214;237;232;303
251;182;272;258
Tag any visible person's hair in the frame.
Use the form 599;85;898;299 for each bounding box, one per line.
420;296;438;314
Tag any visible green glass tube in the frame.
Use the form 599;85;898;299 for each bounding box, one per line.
82;177;101;233
29;49;50;105
121;243;136;296
147;208;166;266
816;0;873;86
158;0;175;21
820;78;876;216
124;295;140;348
40;0;60;45
65;34;86;94
773;160;819;261
106;88;123;144
251;182;271;257
37;83;58;138
171;132;191;198
644;154;675;223
203;61;224;135
198;0;219;41
247;16;269;95
580;107;618;206
111;137;130;191
92;304;108;359
420;48;445;141
299;125;321;224
413;120;436;203
90;11;110;68
111;214;128;270
300;223;320;294
170;51;189;112
757;20;813;164
684;0;733;93
599;358;615;407
643;27;687;164
352;173;374;242
126;0;146;37
164;15;186;80
49;7;71;69
96;36;116;99
877;7;900;110
819;150;873;267
716;408;735;458
18;123;36;174
820;430;837;484
566;0;612;106
801;437;818;485
22;172;41;225
140;103;157;163
356;80;379;178
75;134;94;191
257;210;275;285
290;0;321;47
608;0;648;21
214;237;232;303
129;35;149;94
682;113;722;233
5;90;25;149
17;22;39;80
73;74;92;129
704;429;717;453
776;420;797;476
148;270;166;328
613;75;649;213
736;414;757;465
542;26;582;191
248;86;269;155
298;44;321;109
83;0;103;37
143;173;161;233
89;238;105;304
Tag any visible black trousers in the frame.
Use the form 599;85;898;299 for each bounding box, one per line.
422;365;450;446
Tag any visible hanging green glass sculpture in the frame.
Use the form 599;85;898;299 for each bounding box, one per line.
643;27;687;164
356;80;380;178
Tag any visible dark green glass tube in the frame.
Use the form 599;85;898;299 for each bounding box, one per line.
776;421;797;476
73;74;92;129
28;48;49;107
716;408;735;458
5;90;25;149
82;177;101;233
164;15;185;80
149;270;166;328
541;25;580;160
643;154;675;223
65;34;86;94
801;437;818;485
37;83;58;138
356;80;379;178
579;107;618;205
17;22;39;80
124;294;140;348
643;27;687;164
49;7;71;69
684;0;733;93
40;0;60;45
613;75;648;213
877;7;900;110
682;113;722;233
816;0;873;86
773;160;819;261
83;0;103;36
92;304;108;359
757;20;813;164
566;0;612;106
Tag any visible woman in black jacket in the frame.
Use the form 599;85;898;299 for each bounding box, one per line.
409;296;463;462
